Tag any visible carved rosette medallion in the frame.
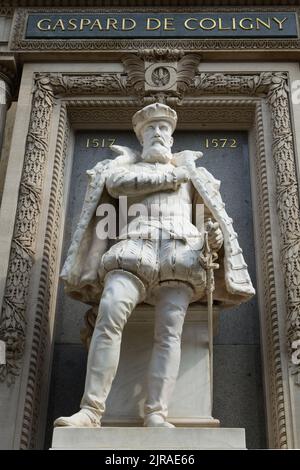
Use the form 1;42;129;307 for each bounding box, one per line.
151;67;171;87
145;63;176;92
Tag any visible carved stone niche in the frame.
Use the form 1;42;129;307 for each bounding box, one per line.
0;66;299;450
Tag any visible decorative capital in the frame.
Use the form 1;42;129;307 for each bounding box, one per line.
122;52;201;102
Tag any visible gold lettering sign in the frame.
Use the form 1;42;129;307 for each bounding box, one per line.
239;18;254;31
53;19;65;31
79;18;91;31
184;18;197;31
37;18;51;31
68;18;78;31
199;18;217;30
256;18;271;30
146;18;161;31
273;17;287;29
90;19;103;31
183;16;288;32
218;18;230;31
164;18;175;31
106;18;118;30
28;13;297;38
122;18;136;31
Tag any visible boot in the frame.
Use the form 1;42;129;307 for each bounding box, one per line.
144;413;175;428
54;409;100;428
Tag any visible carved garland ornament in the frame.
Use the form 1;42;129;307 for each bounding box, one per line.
21;104;70;450
0;72;134;384
254;102;287;449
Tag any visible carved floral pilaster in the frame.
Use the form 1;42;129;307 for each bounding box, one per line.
191;72;300;373
0;75;55;385
49;73;128;95
266;74;300;372
0;71;134;385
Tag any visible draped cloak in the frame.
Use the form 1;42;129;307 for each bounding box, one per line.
60;153;255;308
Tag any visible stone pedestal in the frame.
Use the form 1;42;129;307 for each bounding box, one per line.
101;304;220;427
51;427;246;450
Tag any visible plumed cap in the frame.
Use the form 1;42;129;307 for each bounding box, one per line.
132;103;177;143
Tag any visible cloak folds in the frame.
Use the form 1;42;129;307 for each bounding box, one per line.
60;153;255;308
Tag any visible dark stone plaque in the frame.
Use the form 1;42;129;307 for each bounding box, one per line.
26;12;298;39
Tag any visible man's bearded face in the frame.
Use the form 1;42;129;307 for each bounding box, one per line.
141;120;174;163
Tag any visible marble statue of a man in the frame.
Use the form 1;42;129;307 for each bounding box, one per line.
54;103;255;429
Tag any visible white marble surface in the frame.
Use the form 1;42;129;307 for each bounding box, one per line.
51;427;246;450
102;312;214;425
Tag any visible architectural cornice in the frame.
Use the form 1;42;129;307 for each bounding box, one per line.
0;1;300;7
10;7;300;55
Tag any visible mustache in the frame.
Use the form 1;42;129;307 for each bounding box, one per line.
151;138;167;146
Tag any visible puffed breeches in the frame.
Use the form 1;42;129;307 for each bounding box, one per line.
99;237;206;303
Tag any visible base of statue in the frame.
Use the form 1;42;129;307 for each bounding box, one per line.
51;427;246;450
101;305;219;424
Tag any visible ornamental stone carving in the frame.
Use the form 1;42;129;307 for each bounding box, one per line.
0;71;135;384
190;72;300;373
0;75;55;385
150;66;172;87
123;52;201;99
